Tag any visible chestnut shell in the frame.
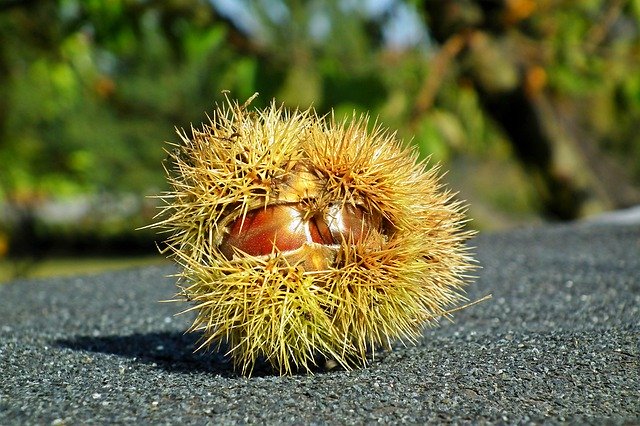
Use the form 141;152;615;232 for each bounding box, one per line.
220;203;381;267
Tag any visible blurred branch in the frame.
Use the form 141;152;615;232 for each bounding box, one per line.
410;31;469;128
585;0;624;54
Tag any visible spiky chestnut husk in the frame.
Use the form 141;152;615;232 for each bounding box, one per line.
152;96;476;375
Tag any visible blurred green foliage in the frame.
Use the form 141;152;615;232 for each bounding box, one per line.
0;0;639;252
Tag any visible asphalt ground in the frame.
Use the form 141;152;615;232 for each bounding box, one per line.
1;219;638;424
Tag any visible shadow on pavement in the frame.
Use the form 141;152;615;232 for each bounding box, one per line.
55;331;336;377
56;331;241;377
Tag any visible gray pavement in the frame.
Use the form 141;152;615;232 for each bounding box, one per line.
1;220;639;424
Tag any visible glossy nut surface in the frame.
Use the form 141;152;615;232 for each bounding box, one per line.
220;203;379;260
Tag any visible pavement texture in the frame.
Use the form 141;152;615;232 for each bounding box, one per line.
1;220;638;424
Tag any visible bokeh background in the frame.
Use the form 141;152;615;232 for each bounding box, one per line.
1;0;639;280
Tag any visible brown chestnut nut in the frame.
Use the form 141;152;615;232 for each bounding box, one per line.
220;203;382;266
